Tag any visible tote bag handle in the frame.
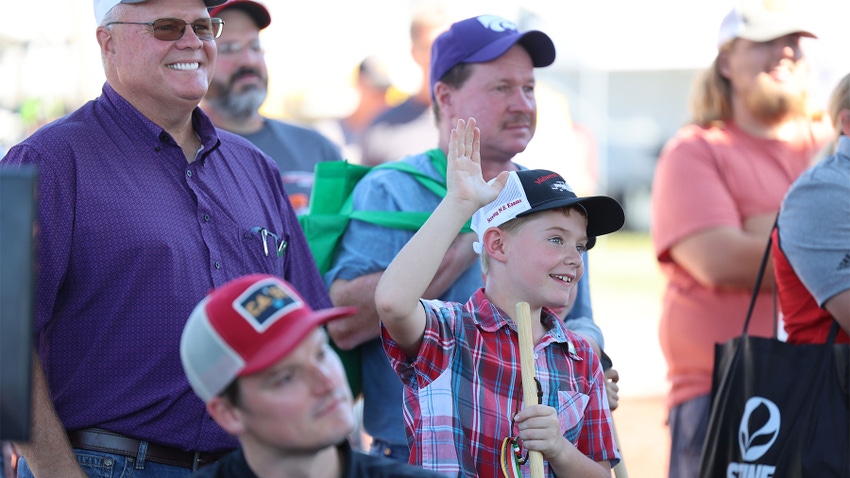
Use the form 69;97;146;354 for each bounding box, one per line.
746;220;842;342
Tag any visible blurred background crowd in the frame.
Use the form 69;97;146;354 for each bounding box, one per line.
3;0;848;233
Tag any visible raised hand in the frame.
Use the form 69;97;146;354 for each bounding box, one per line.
446;117;509;213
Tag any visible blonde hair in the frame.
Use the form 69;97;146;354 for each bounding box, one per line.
826;72;850;153
689;44;735;128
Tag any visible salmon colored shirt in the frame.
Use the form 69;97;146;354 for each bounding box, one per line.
650;120;831;410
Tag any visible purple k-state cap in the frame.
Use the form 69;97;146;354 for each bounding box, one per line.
429;14;556;100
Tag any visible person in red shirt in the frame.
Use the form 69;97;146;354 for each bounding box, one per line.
773;71;850;345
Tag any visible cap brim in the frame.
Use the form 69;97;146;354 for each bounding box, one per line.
517;195;624;248
465;30;555;68
240;305;357;376
739;28;816;43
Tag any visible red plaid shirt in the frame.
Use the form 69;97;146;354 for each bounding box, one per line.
382;288;620;477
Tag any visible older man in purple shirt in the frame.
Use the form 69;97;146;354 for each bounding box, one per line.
1;0;331;477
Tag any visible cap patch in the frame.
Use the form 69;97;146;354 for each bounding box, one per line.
476;15;517;33
234;282;299;332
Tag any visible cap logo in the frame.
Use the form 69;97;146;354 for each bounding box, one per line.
476;15;517;33
235;282;300;332
551;181;571;192
535;172;561;185
486;198;525;223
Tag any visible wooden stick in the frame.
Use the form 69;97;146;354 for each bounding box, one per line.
515;301;544;478
612;418;629;478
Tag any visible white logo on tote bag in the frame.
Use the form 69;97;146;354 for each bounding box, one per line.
738;397;781;461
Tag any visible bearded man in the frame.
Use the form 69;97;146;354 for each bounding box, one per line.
649;2;833;477
200;0;340;214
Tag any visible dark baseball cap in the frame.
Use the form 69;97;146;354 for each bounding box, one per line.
209;0;271;30
471;169;624;252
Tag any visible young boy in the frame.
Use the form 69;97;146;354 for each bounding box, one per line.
374;118;624;477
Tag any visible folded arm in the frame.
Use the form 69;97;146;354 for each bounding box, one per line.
670;212;777;290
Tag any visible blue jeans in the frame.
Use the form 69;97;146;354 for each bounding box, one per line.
667;394;710;478
17;449;194;478
368;439;410;463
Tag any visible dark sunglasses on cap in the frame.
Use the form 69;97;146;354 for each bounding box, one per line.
106;18;224;41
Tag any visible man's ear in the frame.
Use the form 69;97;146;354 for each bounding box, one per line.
433;81;452;114
207;396;246;436
839;109;850;137
96;26;118;65
717;48;732;80
96;26;114;53
483;228;508;264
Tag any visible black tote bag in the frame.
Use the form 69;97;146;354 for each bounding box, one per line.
698;231;850;478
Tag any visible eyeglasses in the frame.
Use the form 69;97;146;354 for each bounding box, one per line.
217;40;265;56
499;378;543;478
106;18;224;41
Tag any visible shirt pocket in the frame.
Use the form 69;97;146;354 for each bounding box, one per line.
557;389;589;443
238;226;289;277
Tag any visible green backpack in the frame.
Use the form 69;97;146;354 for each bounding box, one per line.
299;149;451;276
298;149;464;397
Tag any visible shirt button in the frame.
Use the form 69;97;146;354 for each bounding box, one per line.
203;214;210;222
214;261;221;269
186;170;192;178
154;146;161;152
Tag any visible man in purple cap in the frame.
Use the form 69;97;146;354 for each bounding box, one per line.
180;274;443;477
324;13;615;464
2;0;333;476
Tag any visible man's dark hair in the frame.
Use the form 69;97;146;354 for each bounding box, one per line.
432;63;475;121
220;379;241;408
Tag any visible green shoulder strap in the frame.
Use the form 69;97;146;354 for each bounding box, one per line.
347;149;472;232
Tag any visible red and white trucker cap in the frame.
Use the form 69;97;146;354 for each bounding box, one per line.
180;274;356;402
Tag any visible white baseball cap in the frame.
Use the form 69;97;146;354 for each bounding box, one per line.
94;0;228;26
180;274;356;403
470;169;624;254
717;0;816;49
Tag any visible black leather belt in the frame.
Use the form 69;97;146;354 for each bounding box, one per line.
68;428;229;470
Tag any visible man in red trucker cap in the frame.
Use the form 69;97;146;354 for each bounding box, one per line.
181;274;443;478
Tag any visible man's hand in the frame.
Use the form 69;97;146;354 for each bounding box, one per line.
604;368;620;411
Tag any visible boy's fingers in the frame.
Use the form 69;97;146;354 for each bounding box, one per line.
514;403;555;422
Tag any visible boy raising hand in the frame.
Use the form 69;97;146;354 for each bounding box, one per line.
375;118;623;477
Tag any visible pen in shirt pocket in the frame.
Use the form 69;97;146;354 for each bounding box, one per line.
251;227;287;257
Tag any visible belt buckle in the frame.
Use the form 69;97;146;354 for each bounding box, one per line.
192;451;202;472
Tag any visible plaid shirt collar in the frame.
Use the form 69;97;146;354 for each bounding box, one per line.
470;289;579;359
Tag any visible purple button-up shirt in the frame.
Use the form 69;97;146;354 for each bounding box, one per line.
1;83;331;452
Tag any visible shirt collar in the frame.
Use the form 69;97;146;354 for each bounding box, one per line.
837;135;850;159
101;82;221;159
471;289;577;354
